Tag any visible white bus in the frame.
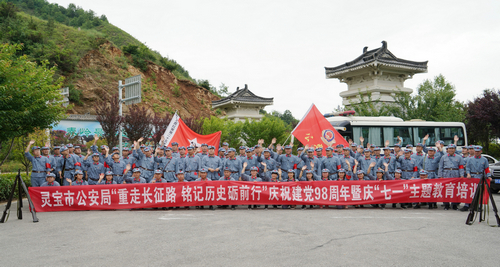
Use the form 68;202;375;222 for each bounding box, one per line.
327;116;467;148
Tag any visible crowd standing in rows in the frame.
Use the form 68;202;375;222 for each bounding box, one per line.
25;134;491;211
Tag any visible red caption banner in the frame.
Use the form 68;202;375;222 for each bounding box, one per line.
28;178;480;212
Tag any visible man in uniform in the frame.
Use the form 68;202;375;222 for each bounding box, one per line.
358;149;376;174
315;147;325;171
151;169;167;183
222;148;242;181
133;137;155;183
258;149;279;179
277;145;301;180
321;147;341;180
438;144;465;210
377;147;396;177
156;147;178;182
171;142;180;158
177;146;187;171
202;146;222;180
184;146;201;181
25;140;51;187
411;143;426;172
59;146;78;186
122;147;136;181
197;143;209;160
461;145;491;211
239;146;247;158
104;147;130;184
83;152;106;185
125;168;147;184
222;142;229;152
396;149;418;180
41;173;60;187
242;148;259;176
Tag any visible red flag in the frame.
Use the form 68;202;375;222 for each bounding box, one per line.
292;104;349;155
168;118;222;151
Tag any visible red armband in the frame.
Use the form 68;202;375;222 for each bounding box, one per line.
346;175;351;180
459;165;464;169
293;164;297;169
45;163;51;169
132;163;136;169
485;167;490;174
104;162;110;168
413;166;418;172
337;165;341;170
75;162;81;167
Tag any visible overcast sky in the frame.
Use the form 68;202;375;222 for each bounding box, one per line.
50;0;500;119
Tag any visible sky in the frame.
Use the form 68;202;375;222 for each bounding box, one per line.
50;0;500;119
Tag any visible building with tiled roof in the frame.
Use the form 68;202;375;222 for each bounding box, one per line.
211;84;273;121
325;41;428;106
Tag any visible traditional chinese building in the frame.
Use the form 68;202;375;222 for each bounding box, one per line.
211;84;274;122
325;41;428;107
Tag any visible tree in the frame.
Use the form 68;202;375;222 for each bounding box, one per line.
347;74;465;122
349;90;393;117
95;93;123;148
388;74;465;121
152;112;173;146
123;104;153;143
242;116;291;147
0;43;65;167
465;89;500;152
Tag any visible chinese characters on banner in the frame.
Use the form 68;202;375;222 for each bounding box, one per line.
28;178;481;212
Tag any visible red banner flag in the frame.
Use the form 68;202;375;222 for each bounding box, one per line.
28;178;479;212
163;115;221;150
292;104;349;154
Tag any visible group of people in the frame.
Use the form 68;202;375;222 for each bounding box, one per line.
25;134;491;211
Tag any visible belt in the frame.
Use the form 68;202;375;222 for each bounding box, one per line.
65;168;74;171
113;174;122;176
444;168;459;171
32;171;45;173
402;170;413;172
141;167;153;171
185;171;193;173
231;171;238;173
329;172;336;176
164;170;175;172
426;170;436;172
470;172;483;175
89;177;99;181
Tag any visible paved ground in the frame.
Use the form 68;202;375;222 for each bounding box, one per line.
1;195;499;266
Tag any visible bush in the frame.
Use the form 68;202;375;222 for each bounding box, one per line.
172;83;181;97
0;172;32;202
68;85;83;105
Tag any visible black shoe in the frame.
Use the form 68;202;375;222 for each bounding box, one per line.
200;206;204;209
444;206;450;210
392;204;397;208
359;205;364;208
407;204;413;208
273;205;278;209
428;205;433;210
452;205;458;210
209;206;214;210
301;205;306;209
231;206;235;210
413;205;421;209
460;206;469;212
401;204;407;209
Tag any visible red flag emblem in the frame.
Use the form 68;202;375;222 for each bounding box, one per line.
292;104;349;155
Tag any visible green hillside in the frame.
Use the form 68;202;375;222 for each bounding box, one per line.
0;0;194;82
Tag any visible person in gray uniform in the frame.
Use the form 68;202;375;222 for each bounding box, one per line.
41;173;60;187
25;140;51;187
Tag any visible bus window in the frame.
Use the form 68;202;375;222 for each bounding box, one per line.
440;127;465;146
352;127;383;147
414;127;440;145
391;127;413;147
